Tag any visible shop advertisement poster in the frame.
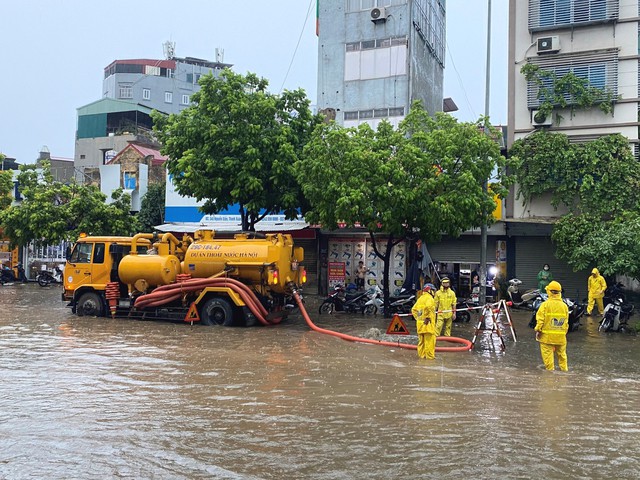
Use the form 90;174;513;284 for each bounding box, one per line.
328;261;346;288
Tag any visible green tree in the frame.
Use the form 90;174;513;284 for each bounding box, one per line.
0;161;139;247
152;69;320;231
137;181;166;231
0;154;13;212
297;102;511;314
510;132;640;278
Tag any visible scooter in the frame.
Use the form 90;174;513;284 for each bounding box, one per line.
319;284;371;314
599;294;634;333
0;267;16;284
363;284;383;316
36;266;63;287
528;293;586;332
387;289;416;315
507;278;540;310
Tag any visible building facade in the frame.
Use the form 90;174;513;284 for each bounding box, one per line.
75;49;230;184
317;0;446;128
503;0;639;294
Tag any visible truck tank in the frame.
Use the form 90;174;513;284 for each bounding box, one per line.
182;230;304;294
118;254;182;291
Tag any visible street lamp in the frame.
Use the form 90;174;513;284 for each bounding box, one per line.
479;0;492;305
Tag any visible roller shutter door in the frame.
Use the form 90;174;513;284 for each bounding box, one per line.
514;237;589;301
427;236;502;263
296;239;318;275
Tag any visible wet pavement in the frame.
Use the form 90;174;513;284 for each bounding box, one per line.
1;283;640;479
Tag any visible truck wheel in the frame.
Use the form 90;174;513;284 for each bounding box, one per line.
201;297;234;326
76;292;105;317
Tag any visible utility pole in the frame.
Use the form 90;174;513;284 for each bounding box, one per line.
479;0;492;305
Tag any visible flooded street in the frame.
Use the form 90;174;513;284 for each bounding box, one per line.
1;284;640;479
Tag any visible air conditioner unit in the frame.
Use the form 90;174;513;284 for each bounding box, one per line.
370;6;387;23
532;110;553;127
536;36;560;54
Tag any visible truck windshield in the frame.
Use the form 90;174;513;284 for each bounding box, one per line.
69;243;93;264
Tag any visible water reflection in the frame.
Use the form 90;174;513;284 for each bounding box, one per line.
0;285;639;479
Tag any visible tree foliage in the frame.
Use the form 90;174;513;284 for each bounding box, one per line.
138;181;166;231
510;132;640;278
0;154;13;211
296;102;511;313
521;64;618;125
152;69;320;231
0;161;139;247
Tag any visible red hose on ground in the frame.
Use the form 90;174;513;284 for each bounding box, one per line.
292;289;472;352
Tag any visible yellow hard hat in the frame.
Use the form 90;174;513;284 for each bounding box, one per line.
546;280;562;294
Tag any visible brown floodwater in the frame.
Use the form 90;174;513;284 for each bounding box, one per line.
1;283;639;479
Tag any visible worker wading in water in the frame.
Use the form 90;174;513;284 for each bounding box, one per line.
534;280;569;371
412;284;437;360
434;277;457;337
587;268;607;316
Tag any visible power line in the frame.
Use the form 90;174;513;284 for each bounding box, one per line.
445;38;477;119
280;0;315;93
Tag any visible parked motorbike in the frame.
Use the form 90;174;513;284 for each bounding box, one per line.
507;278;540;310
363;284;384;316
319;284;371;314
362;284;416;316
604;282;627;307
0;267;16;284
387;288;416;315
36;266;63;287
599;293;634;333
528;293;586;332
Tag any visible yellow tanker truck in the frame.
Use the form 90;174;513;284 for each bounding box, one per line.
62;229;306;326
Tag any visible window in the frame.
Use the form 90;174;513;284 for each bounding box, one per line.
344;111;359;120
165;91;173;103
344;36;408;81
529;0;618;31
526;50;618;109
186;73;194;84
70;243;93;264
181;94;190;105
413;0;446;66
118;85;133;99
93;243;105;264
345;0;407;12
389;107;405;116
142;88;151;100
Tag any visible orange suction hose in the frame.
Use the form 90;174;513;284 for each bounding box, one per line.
291;288;472;352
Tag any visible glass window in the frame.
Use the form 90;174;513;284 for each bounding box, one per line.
70;243;93;264
119;85;133;99
186;73;194;84
165;92;173;103
344;111;359;120
359;109;374;119
346;42;361;52
93;243;105;264
142;88;151;100
389;107;405;116
374;108;389;118
181;94;190;105
361;40;376;50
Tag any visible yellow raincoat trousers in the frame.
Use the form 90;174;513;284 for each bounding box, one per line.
535;282;569;371
587;268;607;315
412;291;436;360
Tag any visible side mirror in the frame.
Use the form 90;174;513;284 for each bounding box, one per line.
65;245;72;261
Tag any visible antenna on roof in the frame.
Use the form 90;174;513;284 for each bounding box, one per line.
163;41;176;60
215;48;224;63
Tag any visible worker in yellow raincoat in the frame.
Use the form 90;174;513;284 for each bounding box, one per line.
534;280;569;371
434;277;457;337
587;268;607;316
412;283;437;359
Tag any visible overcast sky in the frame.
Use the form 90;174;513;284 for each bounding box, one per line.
0;0;507;164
